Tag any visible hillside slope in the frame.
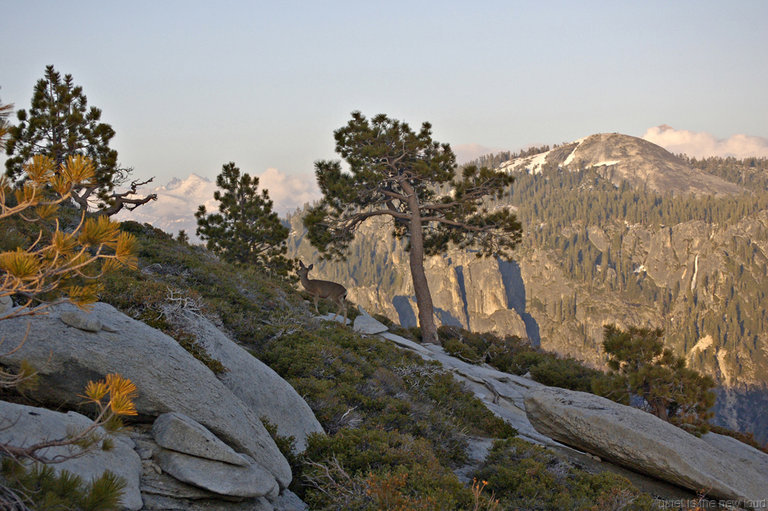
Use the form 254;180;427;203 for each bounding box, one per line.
286;136;768;442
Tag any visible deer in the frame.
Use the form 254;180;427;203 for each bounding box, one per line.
297;260;348;322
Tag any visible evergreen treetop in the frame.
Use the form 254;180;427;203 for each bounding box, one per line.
4;65;155;215
195;162;292;276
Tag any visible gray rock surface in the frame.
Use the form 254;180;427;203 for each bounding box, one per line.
169;309;324;452
152;412;249;466
353;309;389;335
317;312;350;324
0;294;12;315
701;432;768;479
269;490;309;511
0;400;143;510
59;309;103;332
524;386;767;502
156;448;279;498
141;494;274;511
0;302;291;488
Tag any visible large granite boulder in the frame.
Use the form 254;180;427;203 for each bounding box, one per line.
168;309;324;452
132;424;308;511
152;412;249;467
0;400;143;510
524;387;768;502
155;449;278;498
151;412;279;499
701;432;768;479
0;302;291;489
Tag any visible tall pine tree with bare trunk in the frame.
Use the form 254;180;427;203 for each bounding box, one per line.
305;112;522;344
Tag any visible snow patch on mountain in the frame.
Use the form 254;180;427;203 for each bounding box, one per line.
499;149;551;174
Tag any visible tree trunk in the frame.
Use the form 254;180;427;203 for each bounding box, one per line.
402;181;440;345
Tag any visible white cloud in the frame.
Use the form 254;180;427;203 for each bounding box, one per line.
257;168;320;216
453;143;504;164
642;125;768;159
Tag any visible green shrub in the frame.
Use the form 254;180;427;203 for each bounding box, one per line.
1;458;126;511
255;323;514;466
443;337;482;362
437;326;605;393
473;438;656;510
527;356;602;393
300;428;474;510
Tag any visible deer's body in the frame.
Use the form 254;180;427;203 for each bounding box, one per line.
297;260;347;321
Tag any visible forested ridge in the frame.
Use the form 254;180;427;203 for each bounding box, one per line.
470;154;768;355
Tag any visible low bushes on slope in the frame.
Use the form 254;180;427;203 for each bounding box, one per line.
438;326;607;393
473;439;656;511
254;322;516;466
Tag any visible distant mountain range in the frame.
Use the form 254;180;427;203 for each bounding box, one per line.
116;173;218;240
117;168;319;241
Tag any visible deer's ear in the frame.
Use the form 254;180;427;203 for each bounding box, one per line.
299;260;306;268
308;264;314;271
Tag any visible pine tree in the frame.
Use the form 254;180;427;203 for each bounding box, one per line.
304;112;522;344
195;162;292;275
4;65;155;215
599;324;715;433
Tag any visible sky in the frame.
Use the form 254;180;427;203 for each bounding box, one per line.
1;0;767;215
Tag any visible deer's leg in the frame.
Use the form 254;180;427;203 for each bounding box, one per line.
331;298;339;321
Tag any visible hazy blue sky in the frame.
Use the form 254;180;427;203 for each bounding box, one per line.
2;0;766;195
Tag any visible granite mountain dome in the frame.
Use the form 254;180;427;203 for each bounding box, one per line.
499;133;742;196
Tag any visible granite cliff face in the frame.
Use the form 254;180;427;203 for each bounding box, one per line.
286;134;768;443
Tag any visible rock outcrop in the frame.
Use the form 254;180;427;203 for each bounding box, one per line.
524;386;768;503
352;308;390;335
0;400;143;510
373;324;767;505
152;412;250;467
166;308;324;452
0;302;292;490
155;449;278;499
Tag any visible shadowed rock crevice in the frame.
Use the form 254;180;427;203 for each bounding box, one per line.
392;295;417;328
498;259;541;346
454;266;471;327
